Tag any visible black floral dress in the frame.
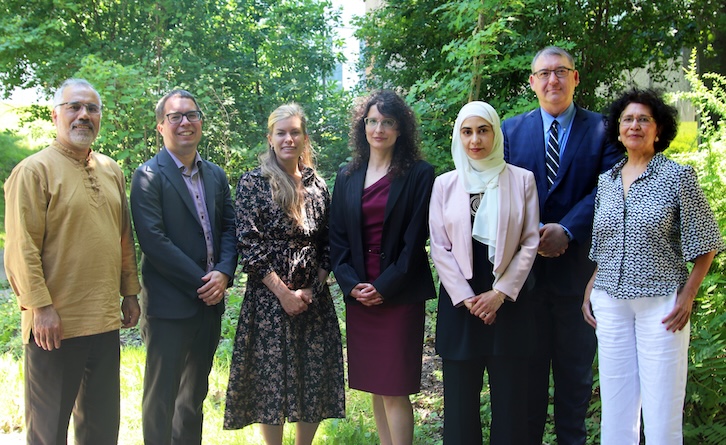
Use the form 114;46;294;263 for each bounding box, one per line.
223;166;345;429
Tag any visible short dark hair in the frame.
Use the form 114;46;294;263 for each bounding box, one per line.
531;46;576;72
348;90;422;177
606;88;678;153
155;89;201;124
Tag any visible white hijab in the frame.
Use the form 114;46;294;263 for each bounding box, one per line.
451;101;506;264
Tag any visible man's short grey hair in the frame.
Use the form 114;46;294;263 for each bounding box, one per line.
53;78;102;107
531;46;576;73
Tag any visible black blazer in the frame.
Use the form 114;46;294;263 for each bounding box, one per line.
502;105;623;297
130;148;238;319
330;159;436;304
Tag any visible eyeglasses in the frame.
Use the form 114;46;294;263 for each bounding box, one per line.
619;115;655;126
165;111;203;124
532;67;575;80
55;101;102;115
364;117;396;130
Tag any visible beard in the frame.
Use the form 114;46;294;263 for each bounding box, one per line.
69;130;96;147
69;121;98;147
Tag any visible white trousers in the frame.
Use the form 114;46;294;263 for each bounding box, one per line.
590;288;689;445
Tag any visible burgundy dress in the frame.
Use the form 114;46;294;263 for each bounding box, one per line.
345;175;425;396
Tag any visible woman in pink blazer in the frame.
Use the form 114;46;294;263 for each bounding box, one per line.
429;101;540;444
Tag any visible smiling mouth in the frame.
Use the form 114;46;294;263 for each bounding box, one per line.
178;131;194;136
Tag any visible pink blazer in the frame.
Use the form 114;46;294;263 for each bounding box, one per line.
429;164;540;307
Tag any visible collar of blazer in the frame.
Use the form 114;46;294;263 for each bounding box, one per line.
157;148;216;227
347;162;408;227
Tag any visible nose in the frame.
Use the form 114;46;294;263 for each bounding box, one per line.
546;71;559;82
77;105;90;119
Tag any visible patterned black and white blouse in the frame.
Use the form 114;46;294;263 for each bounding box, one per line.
590;153;724;299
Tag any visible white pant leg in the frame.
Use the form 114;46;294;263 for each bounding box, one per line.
591;288;641;445
634;290;688;445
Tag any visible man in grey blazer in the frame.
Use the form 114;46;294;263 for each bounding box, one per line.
130;89;237;445
502;47;622;445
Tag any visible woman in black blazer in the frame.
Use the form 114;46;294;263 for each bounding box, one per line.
330;90;436;445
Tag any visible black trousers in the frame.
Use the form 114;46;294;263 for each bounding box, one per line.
25;330;121;445
141;305;221;445
443;356;528;445
526;296;597;445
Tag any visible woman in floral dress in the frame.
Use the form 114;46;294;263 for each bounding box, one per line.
223;103;345;444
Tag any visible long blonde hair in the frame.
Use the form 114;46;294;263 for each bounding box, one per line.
260;103;315;227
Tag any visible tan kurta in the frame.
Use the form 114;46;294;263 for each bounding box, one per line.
4;140;140;343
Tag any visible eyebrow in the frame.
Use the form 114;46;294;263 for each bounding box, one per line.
461;124;492;130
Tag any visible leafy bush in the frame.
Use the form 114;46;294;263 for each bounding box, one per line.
684;271;726;444
0;290;22;358
667;121;699;154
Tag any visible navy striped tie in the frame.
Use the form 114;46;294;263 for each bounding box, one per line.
546;120;560;188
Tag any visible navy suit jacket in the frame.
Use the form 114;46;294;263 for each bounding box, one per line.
502;105;622;297
329;160;436;305
130;148;238;319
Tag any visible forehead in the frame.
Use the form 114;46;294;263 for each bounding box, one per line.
533;54;570;70
461;116;491;127
163;96;197;113
61;85;100;103
272;116;303;131
622;102;652;115
366;104;388;117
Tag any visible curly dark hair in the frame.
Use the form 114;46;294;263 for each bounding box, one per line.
347;90;422;177
606;88;679;153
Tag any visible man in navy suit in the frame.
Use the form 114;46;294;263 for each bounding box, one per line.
502;47;622;445
130;89;237;445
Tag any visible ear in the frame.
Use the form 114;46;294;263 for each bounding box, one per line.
51;108;58;125
529;74;536;90
573;69;581;86
157;121;164;134
267;133;273;148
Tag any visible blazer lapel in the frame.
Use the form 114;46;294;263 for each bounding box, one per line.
557;105;589;180
200;161;217;235
158;149;202;226
348;168;366;257
384;172;405;224
493;167;512;274
526;111;549;204
451;176;474;279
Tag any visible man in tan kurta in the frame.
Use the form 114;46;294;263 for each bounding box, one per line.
3;78;141;445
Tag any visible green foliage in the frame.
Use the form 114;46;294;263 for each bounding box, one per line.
0;291;22;359
356;0;703;171
667;121;699;154
0;130;37;249
0;0;352;183
668;63;726;444
672;50;726;148
0;353;23;434
684;272;726;444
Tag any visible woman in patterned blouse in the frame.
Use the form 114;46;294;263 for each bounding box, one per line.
223;103;345;444
582;88;724;445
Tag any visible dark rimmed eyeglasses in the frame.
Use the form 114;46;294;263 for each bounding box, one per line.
532;67;575;80
165;111;203;124
55;101;103;115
